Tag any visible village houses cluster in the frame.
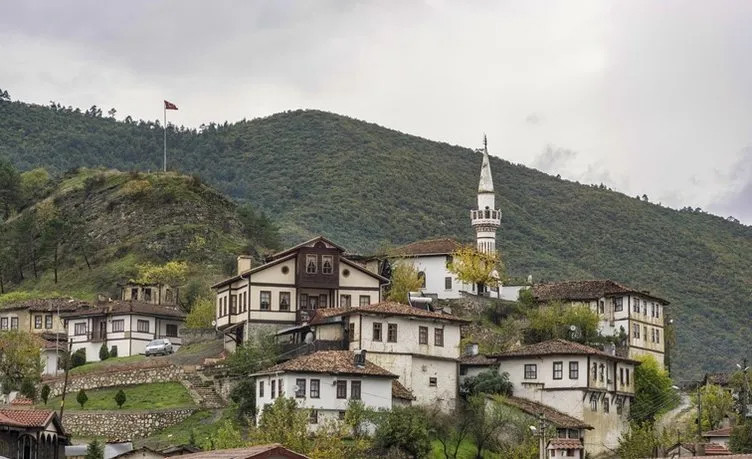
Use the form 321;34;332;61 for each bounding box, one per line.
0;141;674;458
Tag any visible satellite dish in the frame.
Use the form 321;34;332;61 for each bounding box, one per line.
211;320;216;327
569;325;577;332
304;331;314;344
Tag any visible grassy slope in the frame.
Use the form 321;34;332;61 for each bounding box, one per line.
0;101;750;378
41;382;195;411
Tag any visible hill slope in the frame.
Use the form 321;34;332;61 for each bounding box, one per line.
1;99;751;379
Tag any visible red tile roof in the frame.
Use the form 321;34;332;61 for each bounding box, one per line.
492;339;640;364
460;354;498;366
392;380;415;400
178;443;309;459
0;409;55;428
548;438;584;449
253;351;397;378
500;397;592;429
309;302;469;325
532;280;669;305
0;297;92;313
703;427;733;437
391;238;463;256
61;300;186;319
10;397;32;406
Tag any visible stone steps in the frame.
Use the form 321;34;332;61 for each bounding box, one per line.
182;373;225;409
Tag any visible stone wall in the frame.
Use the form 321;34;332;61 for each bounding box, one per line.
181;328;221;346
43;365;184;397
62;409;195;440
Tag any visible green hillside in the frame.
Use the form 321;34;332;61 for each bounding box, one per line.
1;98;750;379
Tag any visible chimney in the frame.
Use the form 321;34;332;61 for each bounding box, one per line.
465;343;479;357
237;255;252;275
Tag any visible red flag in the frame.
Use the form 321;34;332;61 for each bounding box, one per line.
164;100;178;110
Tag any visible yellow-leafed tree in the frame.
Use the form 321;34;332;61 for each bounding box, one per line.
447;245;504;291
386;261;423;303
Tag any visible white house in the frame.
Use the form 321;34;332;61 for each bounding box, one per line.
493;339;639;458
62;301;186;362
252;350;396;429
212;236;388;352
532;280;670;368
459;343;498;387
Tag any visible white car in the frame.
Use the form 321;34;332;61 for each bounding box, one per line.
144;339;174;356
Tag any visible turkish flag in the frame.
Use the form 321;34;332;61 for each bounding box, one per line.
164;100;178;110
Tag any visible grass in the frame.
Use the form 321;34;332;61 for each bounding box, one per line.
68;355;148;375
41;382;195;411
430;439;499;459
136;406;241;450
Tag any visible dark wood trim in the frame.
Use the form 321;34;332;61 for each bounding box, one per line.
250;282;298;288
626;343;665;354
247;319;297;325
336;286;381;292
628;317;664;328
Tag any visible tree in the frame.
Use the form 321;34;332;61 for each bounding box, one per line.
0;158;20;220
0;330;42;390
38;201;69;284
386;261;423;303
427;405;473;459
523;303;600;345
460;370;513;397
41;384;51;405
0;89;10;101
70;348;87;368
630;355;679;423
204;419;245;450
690;384;734;431
229;379;256;423
84;438;104;459
254;397;311;454
135;260;189;303
19;378;37;401
465;395;508;459
227;330;279;375
616;422;673;459
185;296;215;328
98;343;110;361
77;389;88;408
344;400;374;439
730;421;752;453
373;405;431;458
237;203;282;251
447;245;504;292
115;389;126;409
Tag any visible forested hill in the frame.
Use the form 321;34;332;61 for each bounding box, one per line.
1;97;751;379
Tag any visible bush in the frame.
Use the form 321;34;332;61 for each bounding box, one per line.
71;349;87;368
40;384;50;404
98;343;110;361
85;438;104;459
109;346;118;358
19;379;37;401
229;379;256;423
374;406;431;458
114;389;126;409
77;389;88;408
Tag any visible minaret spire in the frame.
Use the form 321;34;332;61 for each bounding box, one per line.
471;135;501;255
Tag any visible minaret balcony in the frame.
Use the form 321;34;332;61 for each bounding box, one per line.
471;209;501;227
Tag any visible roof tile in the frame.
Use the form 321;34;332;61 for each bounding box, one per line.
391;238;462;256
532;280;669;304
61;300;186;319
253;351;396;378
492;339;640;364
500;396;593;429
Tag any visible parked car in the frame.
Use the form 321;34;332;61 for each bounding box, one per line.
145;339;174;356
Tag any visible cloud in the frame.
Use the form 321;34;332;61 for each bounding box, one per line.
531;145;578;174
708;147;752;222
525;113;543;126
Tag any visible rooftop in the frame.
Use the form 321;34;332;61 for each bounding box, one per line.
392;380;415;401
500;396;593;430
0;409;61;430
532;280;669;305
61;300;186;319
548;438;584;450
0;297;91;312
703;427;733;437
491;339;640;364
166;443;309;459
252;350;397;378
459;354;498;366
390;238;462;257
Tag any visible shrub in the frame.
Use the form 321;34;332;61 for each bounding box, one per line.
77;389;88;408
374;406;431;458
114;389;126;409
109;346;118;358
71;349;87;368
40;384;50;405
98;343;109;361
84;438;104;459
19;379;37;401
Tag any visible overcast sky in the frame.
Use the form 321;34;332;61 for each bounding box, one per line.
2;1;751;223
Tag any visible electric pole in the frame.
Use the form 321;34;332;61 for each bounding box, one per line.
537;413;547;459
697;384;702;440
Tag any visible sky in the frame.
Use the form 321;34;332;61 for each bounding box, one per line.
1;0;751;223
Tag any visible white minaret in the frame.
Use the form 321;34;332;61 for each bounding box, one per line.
470;135;501;254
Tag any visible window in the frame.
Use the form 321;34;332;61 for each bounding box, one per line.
651;328;655;343
310;379;320;398
306;254;317;274
620;368;624;386
131;288;139;300
633;323;640;339
642;300;647;315
279;292;290;311
295;379;306;398
338;411;346;421
166;324;178;337
599;364;605;382
0;318;6;330
341;295;351;307
230;294;237;314
336;380;347;399
614;297;623;312
387;324;397;342
137;320;150;333
351;381;361;400
271;380;276;399
10;317;17;330
309;410;318;424
598;300;605;314
278;379;284;396
359;295;370;307
632;297;640;313
592;363;597;381
643;326;647;340
626;369;630;385
259;381;264;398
616;397;624;415
553;361;563;380
322;255;333;274
300;294;308;310
524;364;537;379
373;322;382;341
260;291;271;310
45;314;53;329
557;428;567;438
429;377;437;387
650;303;655;317
112;319;125;333
656;329;660;344
318;294;327;308
309;296;318;309
590;394;598;412
348;323;355;342
419;326;428;345
569;362;579;379
144;288;152;302
656;305;661;319
434;328;444;347
34;315;42;329
74;322;86;335
418;271;426;288
445;277;452;290
603;397;610;413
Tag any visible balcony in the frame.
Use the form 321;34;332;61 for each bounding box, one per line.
279;339;348;361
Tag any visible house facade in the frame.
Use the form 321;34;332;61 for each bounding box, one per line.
493;339;639;458
532;280;669;368
62;301;185;362
212;236;387;351
119;282;178;306
252;350;396;429
0;408;68;459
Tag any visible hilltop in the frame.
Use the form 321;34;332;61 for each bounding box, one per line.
1;97;751;379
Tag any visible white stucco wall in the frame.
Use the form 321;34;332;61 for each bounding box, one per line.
395;255;473;299
353;314;461;360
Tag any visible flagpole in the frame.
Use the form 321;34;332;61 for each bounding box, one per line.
163;104;167;173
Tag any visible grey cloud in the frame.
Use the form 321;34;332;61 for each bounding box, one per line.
709;147;752;222
531;145;577;174
525;113;543;126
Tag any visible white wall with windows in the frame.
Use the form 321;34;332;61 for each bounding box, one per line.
393;255;472;300
349;314;461;360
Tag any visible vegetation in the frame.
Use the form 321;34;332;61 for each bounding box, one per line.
185;296;215;328
70;348;87;368
77;389;88;408
374;405;432;458
523;303;601;345
46;382;194;411
0;330;42;391
41;384;50;405
730;421;752;453
84;439;104;459
0;99;750;377
688;384;734;432
98;343;110;361
447;246;503;291
460;370;513;397
386;261;423;303
616;422;676;459
630;355;679;423
114;389;126;409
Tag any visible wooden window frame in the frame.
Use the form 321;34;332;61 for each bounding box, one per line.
434;328;444;347
112;319;125;333
279;292;290;312
351;381;361;400
310;379;320;398
553;361;563;380
569;361;579;379
137;319;150;333
387;323;397;343
336;380;347;399
418;326;428;345
260;291;271;311
524;364;537;379
295;379;306;398
372;322;382;342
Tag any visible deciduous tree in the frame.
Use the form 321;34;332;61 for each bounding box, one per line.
447;245;503;292
0;330;42;390
630;355;679;423
386;262;423;303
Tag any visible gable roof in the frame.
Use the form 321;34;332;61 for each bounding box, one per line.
390;238;462;257
267;236;346;261
211;253;296;289
532;280;669;305
60;301;186;320
500;396;593;429
460;354;498;366
252;350;396;378
178;443;309;459
392;380;415;401
491;339;640;364
0;408;66;434
703;427;733;437
308;302;470;325
0;297;92;312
